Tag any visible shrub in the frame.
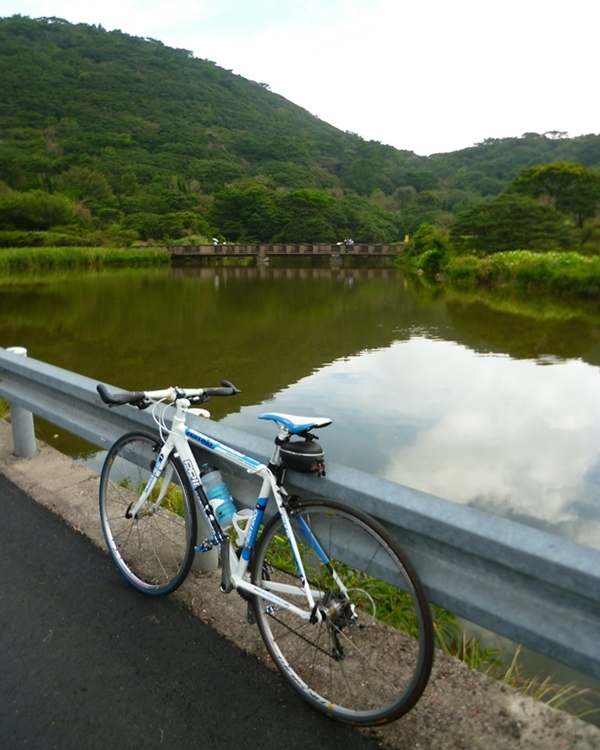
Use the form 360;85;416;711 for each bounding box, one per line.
419;247;448;274
0;190;77;230
445;250;600;297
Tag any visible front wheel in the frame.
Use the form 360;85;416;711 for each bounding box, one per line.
99;431;197;595
251;498;434;726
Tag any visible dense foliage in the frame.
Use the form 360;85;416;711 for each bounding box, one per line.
448;162;600;255
1;15;599;249
450;194;575;254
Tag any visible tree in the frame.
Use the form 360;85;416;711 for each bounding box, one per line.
336;193;406;243
3;17;600;248
398;169;440;192
0;189;77;229
508;162;600;227
450;194;574;254
403;222;449;273
411;223;447;254
274;189;337;243
56;166;114;204
123;211;207;241
207;182;281;241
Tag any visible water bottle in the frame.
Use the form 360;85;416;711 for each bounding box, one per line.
200;464;236;528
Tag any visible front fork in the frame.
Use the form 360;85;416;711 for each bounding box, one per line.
128;441;174;519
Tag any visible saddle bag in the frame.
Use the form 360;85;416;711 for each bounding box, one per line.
280;438;325;475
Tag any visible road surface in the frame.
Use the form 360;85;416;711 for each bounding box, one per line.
0;474;381;750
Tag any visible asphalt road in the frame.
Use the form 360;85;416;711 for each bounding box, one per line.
0;474;382;750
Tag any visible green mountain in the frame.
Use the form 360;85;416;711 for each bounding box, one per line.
1;14;599;244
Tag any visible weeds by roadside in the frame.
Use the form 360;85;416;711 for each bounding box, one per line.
434;610;600;722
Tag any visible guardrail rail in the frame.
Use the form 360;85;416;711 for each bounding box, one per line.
1;346;599;682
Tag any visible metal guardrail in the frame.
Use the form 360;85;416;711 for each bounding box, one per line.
1;346;599;681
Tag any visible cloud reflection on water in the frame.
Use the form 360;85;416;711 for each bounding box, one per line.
225;336;600;550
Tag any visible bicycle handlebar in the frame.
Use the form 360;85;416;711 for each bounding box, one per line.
96;380;240;409
203;380;241;397
97;384;147;408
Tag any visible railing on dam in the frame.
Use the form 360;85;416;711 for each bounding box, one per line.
1;345;599;681
165;243;400;258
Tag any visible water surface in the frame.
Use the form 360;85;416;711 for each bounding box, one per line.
1;263;599;550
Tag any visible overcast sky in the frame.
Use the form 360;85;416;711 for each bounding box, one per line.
1;0;597;155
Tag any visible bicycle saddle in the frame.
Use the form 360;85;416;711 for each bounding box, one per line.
259;412;332;434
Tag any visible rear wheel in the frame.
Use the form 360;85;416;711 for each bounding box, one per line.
99;432;197;595
251;498;434;726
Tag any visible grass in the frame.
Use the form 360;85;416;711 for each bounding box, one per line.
118;476;186;517
266;532;424;635
397;247;600;299
148;478;185;516
443;250;600;298
493;647;600;720
434;615;600;720
0;398;9;420
0;246;171;270
434;611;499;667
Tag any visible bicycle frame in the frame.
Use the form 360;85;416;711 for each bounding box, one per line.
98;380;435;725
140;392;339;622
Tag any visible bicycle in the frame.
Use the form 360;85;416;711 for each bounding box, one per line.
96;380;434;726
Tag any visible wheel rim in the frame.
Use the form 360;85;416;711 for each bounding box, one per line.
100;434;195;594
252;503;433;725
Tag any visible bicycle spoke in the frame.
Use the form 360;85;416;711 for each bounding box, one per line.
251;499;433;726
99;432;197;595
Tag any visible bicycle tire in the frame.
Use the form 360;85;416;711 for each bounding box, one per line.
99;431;197;595
251;497;434;726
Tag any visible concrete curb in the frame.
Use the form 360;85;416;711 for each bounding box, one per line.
1;420;599;750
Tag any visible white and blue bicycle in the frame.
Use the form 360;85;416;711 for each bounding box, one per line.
97;380;434;726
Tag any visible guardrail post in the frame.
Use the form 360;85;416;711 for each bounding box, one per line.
6;347;37;458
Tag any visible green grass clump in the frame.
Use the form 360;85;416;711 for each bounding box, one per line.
445;250;600;298
0;246;171;270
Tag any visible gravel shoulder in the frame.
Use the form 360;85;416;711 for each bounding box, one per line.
1;420;599;750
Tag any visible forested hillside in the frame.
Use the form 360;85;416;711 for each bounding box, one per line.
1;15;599;247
